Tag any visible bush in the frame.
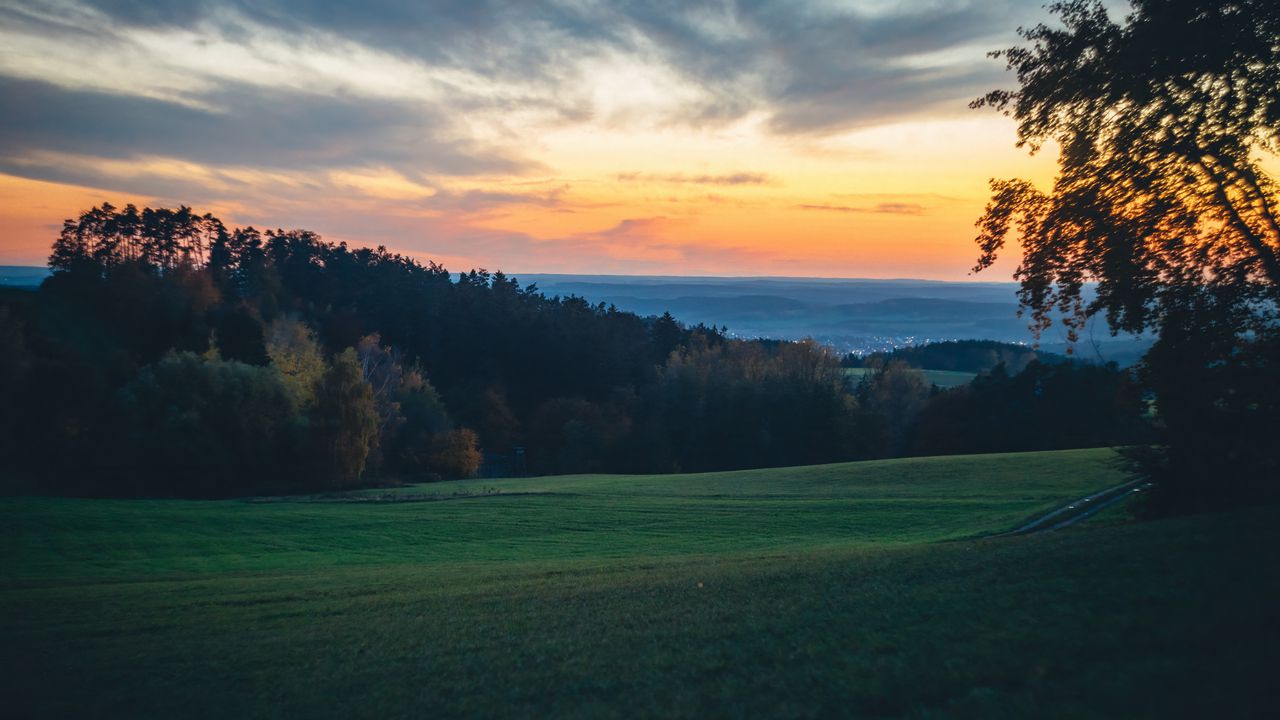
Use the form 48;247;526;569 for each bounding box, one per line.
430;428;482;479
107;352;301;496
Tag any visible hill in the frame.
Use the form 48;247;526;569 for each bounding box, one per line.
0;265;48;288
4;448;1274;717
849;339;1066;374
3;208;1153;495
0;265;1154;361
523;274;1152;361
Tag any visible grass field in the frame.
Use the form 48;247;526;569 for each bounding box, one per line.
844;366;978;389
2;448;1275;718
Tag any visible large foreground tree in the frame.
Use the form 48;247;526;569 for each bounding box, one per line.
974;0;1280;512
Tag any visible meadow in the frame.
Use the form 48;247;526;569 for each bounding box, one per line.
2;448;1275;718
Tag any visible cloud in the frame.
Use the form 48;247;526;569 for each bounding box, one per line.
3;1;1048;140
0;0;1052;277
872;202;928;215
425;185;571;214
591;216;679;240
614;171;773;186
285;209;771;276
799;202;927;215
0;0;1051;205
0;75;533;178
604;0;1040;134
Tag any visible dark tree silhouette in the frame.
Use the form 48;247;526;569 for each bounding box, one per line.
973;0;1280;512
213;305;269;365
974;0;1280;336
909;360;1151;457
20;197;1155;495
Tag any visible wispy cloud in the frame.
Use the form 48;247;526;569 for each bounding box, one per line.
0;0;1052;277
799;202;927;215
426;186;572;214
614;171;773;186
0;0;1047;187
0;75;535;178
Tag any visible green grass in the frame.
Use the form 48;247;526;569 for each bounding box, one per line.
845;366;978;388
2;448;1274;718
3;449;1122;581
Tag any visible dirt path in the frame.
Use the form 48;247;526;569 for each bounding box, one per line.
996;480;1151;537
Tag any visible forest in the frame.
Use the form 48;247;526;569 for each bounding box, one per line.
0;203;1150;497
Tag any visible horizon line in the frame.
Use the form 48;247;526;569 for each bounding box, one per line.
0;263;1018;286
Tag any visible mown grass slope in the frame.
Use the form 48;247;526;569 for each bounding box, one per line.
3;448;1274;718
4;449;1121;580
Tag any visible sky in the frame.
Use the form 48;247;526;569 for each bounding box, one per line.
0;0;1070;279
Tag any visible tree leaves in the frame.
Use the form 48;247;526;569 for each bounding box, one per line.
974;0;1280;339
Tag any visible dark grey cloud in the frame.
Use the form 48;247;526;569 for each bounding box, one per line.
0;75;531;176
0;0;1051;195
7;0;1048;130
611;0;1040;133
27;0;629;89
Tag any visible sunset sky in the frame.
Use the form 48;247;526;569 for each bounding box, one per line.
0;0;1068;279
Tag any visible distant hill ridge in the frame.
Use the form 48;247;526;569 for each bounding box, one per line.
0;266;49;288
846;340;1068;374
1;266;1149;362
521;274;1147;361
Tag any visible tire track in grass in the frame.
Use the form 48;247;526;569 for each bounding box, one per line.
995;480;1151;537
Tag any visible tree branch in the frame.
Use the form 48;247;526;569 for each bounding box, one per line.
1191;156;1280;287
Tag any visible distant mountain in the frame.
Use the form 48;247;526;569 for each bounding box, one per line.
3;265;1150;363
0;266;49;289
521;275;1023;305
520;274;1151;363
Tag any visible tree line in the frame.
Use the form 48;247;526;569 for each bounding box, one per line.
844;339;1067;375
0;203;1151;497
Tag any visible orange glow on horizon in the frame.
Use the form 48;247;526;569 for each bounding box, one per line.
0;116;1051;281
0;0;1075;281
